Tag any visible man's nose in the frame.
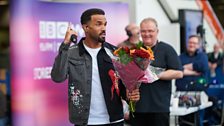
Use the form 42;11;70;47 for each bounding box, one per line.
102;26;106;31
145;33;151;37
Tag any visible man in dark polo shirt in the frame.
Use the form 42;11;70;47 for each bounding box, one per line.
131;17;183;126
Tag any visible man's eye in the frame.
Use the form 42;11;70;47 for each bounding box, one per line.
96;22;102;25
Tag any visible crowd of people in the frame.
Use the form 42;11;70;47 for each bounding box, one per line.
51;8;224;126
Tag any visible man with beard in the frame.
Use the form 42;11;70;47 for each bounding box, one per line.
51;8;140;126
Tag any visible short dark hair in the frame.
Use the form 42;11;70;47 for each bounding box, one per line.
80;8;105;25
188;35;201;43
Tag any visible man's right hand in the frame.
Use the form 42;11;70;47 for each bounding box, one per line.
63;22;78;44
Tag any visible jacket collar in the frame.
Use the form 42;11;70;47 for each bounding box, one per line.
78;38;87;56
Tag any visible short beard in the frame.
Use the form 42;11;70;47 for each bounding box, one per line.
98;37;105;43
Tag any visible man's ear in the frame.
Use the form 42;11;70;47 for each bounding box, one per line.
82;24;88;32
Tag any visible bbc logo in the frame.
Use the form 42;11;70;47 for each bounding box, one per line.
39;21;68;39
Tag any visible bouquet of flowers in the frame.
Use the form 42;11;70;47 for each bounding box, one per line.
111;42;161;115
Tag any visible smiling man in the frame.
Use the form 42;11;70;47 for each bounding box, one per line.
130;17;183;126
176;35;209;91
51;8;140;126
175;35;209;126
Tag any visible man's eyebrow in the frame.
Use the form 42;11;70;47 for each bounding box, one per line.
96;20;107;24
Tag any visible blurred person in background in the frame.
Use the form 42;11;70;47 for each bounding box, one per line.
130;17;183;126
207;43;223;77
176;35;209;126
118;23;140;48
0;86;7;126
0;42;10;70
176;35;209;91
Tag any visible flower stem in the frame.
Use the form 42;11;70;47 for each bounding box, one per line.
129;100;135;117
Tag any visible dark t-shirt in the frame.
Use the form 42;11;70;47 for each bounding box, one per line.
135;41;182;113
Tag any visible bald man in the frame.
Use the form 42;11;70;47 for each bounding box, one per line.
118;23;140;48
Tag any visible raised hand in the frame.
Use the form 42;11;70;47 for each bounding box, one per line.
63;22;78;44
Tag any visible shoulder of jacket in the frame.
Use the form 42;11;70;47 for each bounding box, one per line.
69;44;79;50
104;42;117;51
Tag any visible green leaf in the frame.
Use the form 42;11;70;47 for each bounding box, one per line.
117;49;133;64
136;41;144;49
119;53;133;65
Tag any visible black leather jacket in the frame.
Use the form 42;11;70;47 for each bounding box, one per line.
51;38;126;126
